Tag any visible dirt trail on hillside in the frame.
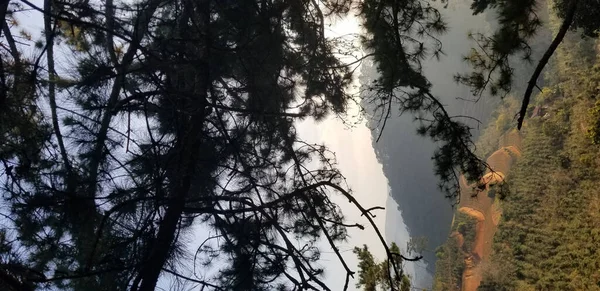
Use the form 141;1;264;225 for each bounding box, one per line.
457;130;522;291
458;207;485;259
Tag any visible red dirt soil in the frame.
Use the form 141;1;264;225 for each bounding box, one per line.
457;131;522;291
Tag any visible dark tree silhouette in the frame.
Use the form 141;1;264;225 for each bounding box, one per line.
0;0;423;290
0;0;500;290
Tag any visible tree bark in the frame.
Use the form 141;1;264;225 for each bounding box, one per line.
0;0;9;27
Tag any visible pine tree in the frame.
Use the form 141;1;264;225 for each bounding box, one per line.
1;0;410;290
353;243;412;291
354;245;382;291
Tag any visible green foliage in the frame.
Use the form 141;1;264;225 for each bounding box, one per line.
534;86;559;106
432;235;463;291
437;12;600;288
1;0;483;289
478;244;517;291
354;245;382;291
477;280;511;291
477;17;600;290
461;0;600;101
475;96;520;158
406;236;428;256
454;213;477;253
11;0;595;289
587;100;600;144
554;0;600;37
0;0;378;290
432;212;478;291
353;243;411;291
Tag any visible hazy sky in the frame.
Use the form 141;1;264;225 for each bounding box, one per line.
294;15;417;290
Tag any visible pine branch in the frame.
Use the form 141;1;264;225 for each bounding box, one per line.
320;181;422;290
105;0;118;66
0;0;8;26
134;1;210;289
44;0;73;181
87;0;163;200
20;0;133;43
161;268;223;290
286;143;356;283
0;268;34;291
2;20;21;63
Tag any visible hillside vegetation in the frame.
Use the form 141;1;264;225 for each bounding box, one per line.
479;11;600;291
432;212;478;291
433;4;600;290
432;93;524;291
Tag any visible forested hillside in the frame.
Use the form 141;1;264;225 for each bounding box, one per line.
479;9;600;290
431;99;523;291
433;3;600;290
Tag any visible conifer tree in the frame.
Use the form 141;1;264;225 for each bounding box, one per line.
353;243;412;291
1;0;415;290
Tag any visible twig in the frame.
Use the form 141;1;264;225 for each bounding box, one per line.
161;268;223;290
361;206;385;217
375;94;392;143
